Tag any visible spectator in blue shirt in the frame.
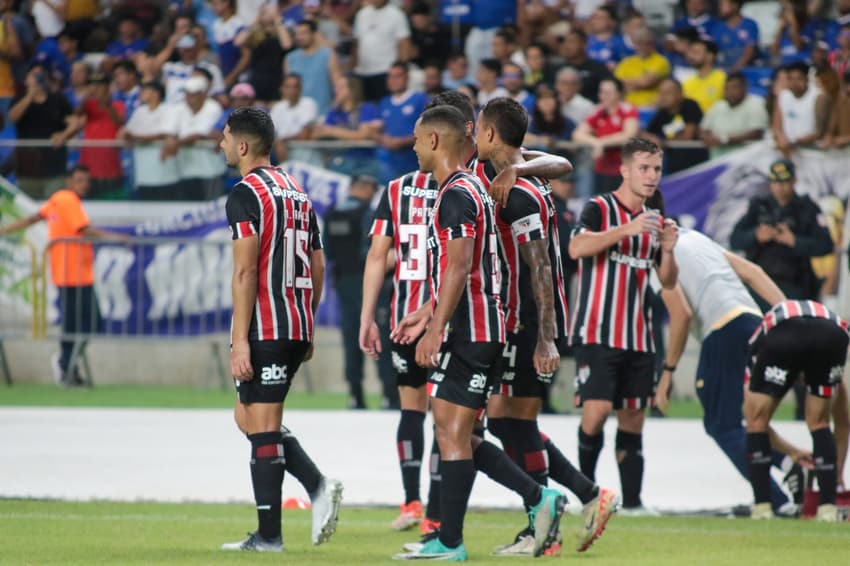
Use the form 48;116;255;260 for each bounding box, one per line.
36;25;84;86
587;5;628;69
442;52;473;90
716;0;760;71
826;0;850;48
64;60;89;109
111;60;141;119
673;0;721;38
280;0;304;28
371;62;428;184
212;0;249;88
465;0;518;77
312;75;381;178
285;19;340;116
102;16;149;73
772;0;812;65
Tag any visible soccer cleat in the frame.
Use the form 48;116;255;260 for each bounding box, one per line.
492;527;535;556
402;528;440;552
618;505;659;517
750;502;774;520
816;504;838;522
393;537;467;561
392;500;424;531
220;531;283;552
528;487;567;557
783;464;806;505
577;487;620;552
311;477;343;545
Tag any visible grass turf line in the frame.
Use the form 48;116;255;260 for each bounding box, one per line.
0;383;798;420
0;499;845;565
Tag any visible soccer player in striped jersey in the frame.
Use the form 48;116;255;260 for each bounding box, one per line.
744;300;849;522
569;137;679;514
477;97;619;555
360;90;574;536
393;105;566;561
220;107;342;552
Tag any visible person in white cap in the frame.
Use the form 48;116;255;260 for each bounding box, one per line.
174;73;226;199
152;32;225;103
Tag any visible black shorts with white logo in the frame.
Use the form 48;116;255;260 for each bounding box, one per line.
392;341;428;388
748;317;849;399
427;335;502;411
573;344;656;409
235;339;311;404
492;326;567;398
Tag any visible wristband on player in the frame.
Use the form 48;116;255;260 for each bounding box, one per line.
663;364;676;373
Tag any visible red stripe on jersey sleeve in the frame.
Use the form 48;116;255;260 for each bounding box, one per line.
369;218;390;237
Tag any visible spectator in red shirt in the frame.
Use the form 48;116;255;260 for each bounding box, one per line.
572;78;640;194
75;72;126;199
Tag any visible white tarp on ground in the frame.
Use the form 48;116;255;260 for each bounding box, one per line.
0;407;817;513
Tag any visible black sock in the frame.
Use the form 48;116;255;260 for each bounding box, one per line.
487;417;508;448
616;430;643;508
438;459;476;549
248;431;285;540
542;431;598;504
473;439;541;508
472;423;485;440
812;427;837;505
426;432;442;521
279;426;322;495
578;428;604;481
746;432;772;504
397;410;426;504
505;418;548;487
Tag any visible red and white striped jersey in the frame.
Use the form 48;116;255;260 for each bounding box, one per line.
369;171;439;329
429;170;505;344
570;193;661;352
495;176;569;336
226;166;322;342
749;300;850;348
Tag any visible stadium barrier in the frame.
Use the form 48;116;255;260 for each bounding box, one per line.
0;237;39;385
38;236;236;388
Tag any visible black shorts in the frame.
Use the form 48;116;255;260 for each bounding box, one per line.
492;327;566;398
748;317;849;399
427;336;502;411
574;344;656;409
235;339;311;404
392;341;428;388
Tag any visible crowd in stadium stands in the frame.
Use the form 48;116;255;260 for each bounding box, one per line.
1;0;850;200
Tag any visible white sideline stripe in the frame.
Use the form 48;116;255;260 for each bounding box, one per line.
0;408;816;511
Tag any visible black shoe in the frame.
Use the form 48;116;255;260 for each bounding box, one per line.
220;531;284;552
784;464;805;505
649;406;665;418
348;396;366;410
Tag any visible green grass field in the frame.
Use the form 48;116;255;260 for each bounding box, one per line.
0;499;845;565
0;383;798;420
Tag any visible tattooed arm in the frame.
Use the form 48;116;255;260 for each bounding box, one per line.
518;239;560;376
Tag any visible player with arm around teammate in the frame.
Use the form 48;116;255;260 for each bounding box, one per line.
219;107;342;552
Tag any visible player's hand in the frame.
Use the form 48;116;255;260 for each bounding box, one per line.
791;449;814;470
755;224;777;244
490;165;517;207
774;223;796;247
359;319;382;361
415;329;442;369
655;369;673;415
391;307;431;345
230;340;253;381
303;343;314;361
659;218;678;252
626;211;661;237
533;339;560;377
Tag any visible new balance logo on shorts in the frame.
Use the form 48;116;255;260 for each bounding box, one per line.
468;373;487;393
260;364;288;385
576;364;591;386
764;366;788;387
830;365;844;383
392;351;409;374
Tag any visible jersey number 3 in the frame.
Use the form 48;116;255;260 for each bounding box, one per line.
399;224;427;281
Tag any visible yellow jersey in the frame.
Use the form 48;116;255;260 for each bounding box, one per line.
683;70;727;113
614;53;671;108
